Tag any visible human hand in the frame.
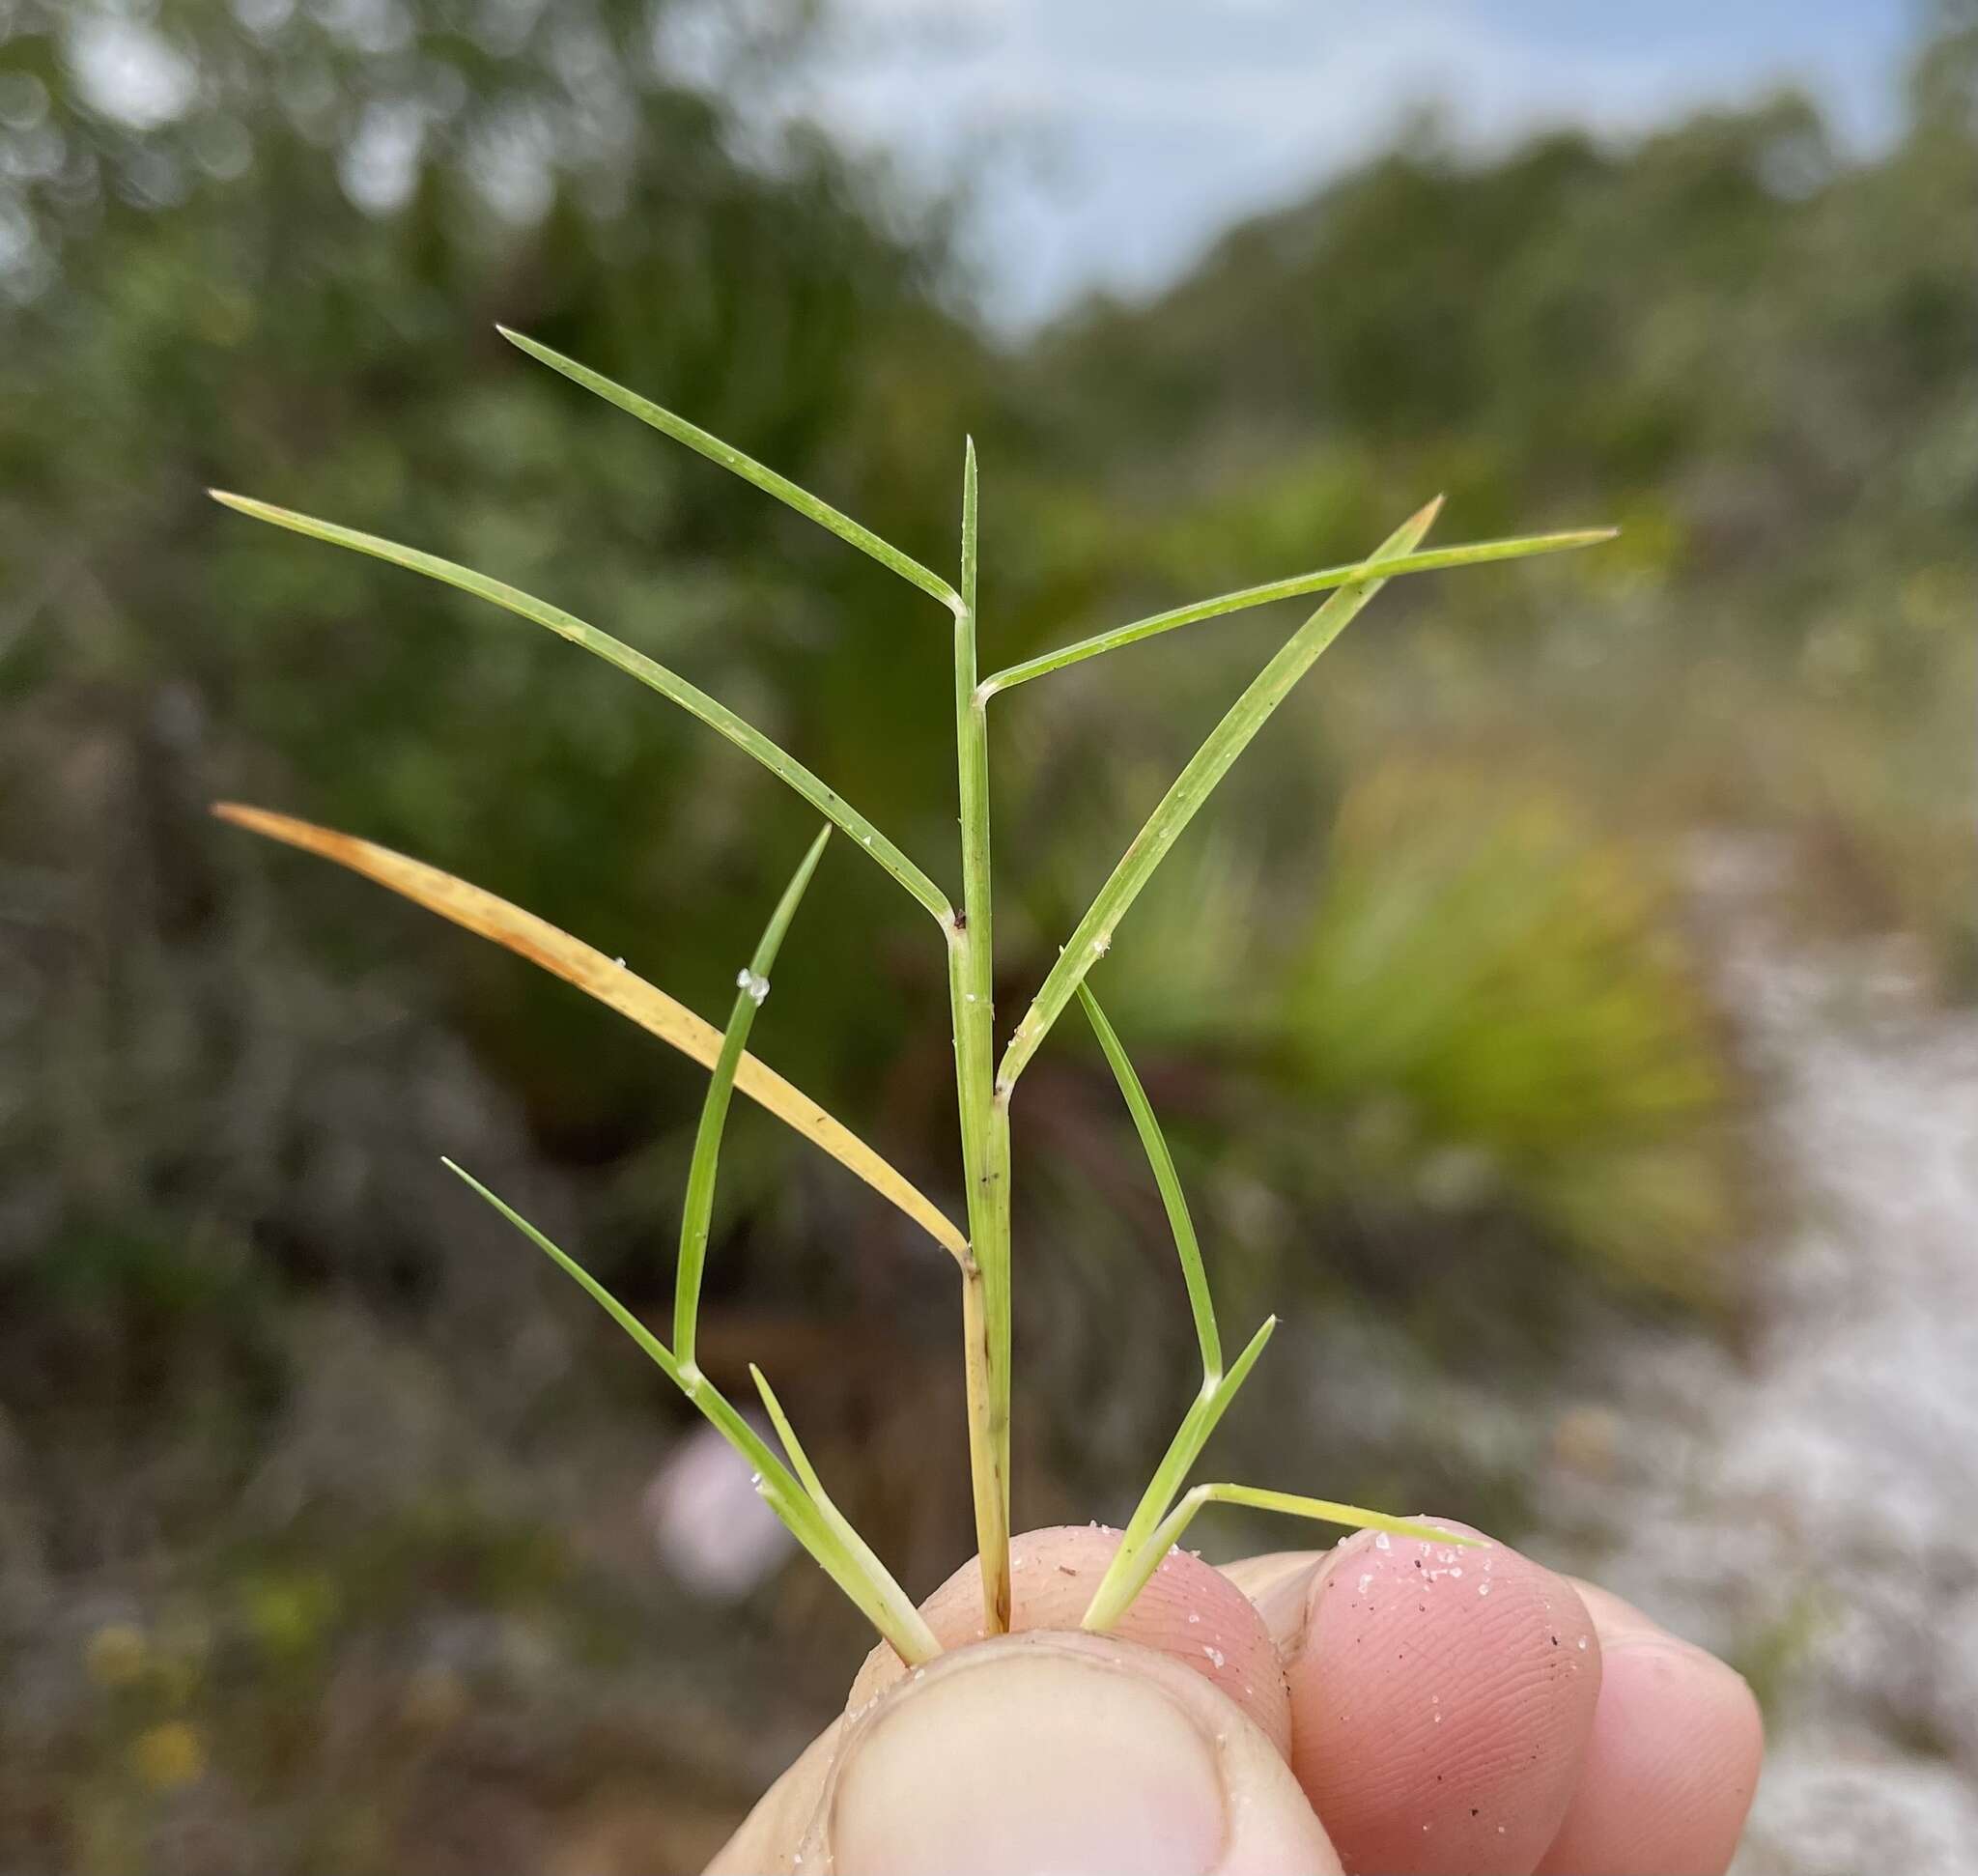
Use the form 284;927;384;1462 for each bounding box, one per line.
708;1520;1762;1874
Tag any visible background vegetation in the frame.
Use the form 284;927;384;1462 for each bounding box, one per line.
3;0;1972;1867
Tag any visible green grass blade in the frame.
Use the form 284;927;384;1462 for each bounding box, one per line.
1090;1480;1477;1631
961;435;979;618
443;1156;688;1387
444;1156;796;1496
498;328;962;611
750;1364;943;1663
980;528;1617;696
1190;1483;1480;1543
674;826;831;1369
207;492;954;926
443;1159;939;1663
999;498;1442;1091
1080;1317;1274;1631
1077;984;1219;1379
749;1363;833;1504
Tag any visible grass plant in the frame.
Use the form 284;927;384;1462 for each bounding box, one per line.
211;329;1613;1653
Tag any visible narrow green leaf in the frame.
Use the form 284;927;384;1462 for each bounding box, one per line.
961;435;979;621
675;826;831;1369
750;1364;943;1663
498;327;962;611
981;528;1617;696
1155;1484;1478;1558
749;1363;833;1505
444;1159;938;1663
1189;1483;1480;1543
1080;1317;1274;1631
999;499;1443;1091
1088;1480;1477;1631
207;492;954;925
1077;984;1218;1379
1072;999;1280;1630
444;1158;794;1498
443;1157;688;1387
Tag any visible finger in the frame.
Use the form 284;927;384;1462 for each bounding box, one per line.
708;1525;1305;1874
705;1720;840;1876
825;1631;1337;1874
849;1523;1292;1755
1282;1518;1602;1874
1533;1580;1764;1876
1220;1549;1325;1653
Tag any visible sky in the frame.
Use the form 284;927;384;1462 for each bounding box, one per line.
768;0;1921;327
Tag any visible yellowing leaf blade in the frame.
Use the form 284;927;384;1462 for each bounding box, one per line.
213;803;970;1268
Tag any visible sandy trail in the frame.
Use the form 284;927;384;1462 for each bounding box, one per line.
1539;842;1978;1875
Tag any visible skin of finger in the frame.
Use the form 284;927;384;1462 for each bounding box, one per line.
1532;1579;1765;1876
705;1720;841;1876
820;1631;1340;1874
846;1524;1291;1756
1220;1550;1327;1656
1284;1519;1602;1876
707;1527;1294;1874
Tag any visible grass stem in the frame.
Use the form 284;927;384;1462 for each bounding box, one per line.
949;438;1013;1630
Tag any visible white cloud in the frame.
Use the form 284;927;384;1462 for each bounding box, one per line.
773;0;1907;327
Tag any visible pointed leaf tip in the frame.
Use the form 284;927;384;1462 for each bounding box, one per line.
500;327;962;611
1000;498;1439;1089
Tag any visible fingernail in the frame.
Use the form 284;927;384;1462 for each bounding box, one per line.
1277;1533;1377;1658
829;1640;1228;1876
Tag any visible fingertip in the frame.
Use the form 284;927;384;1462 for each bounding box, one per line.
827;1633;1340;1875
850;1525;1291;1757
1285;1519;1601;1874
1536;1587;1764;1876
1219;1549;1329;1656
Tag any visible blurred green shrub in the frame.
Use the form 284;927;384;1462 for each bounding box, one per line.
1282;755;1737;1305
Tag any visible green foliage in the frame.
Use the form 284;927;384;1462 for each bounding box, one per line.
1283;756;1739;1305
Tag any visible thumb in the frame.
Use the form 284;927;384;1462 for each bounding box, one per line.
784;1630;1338;1875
